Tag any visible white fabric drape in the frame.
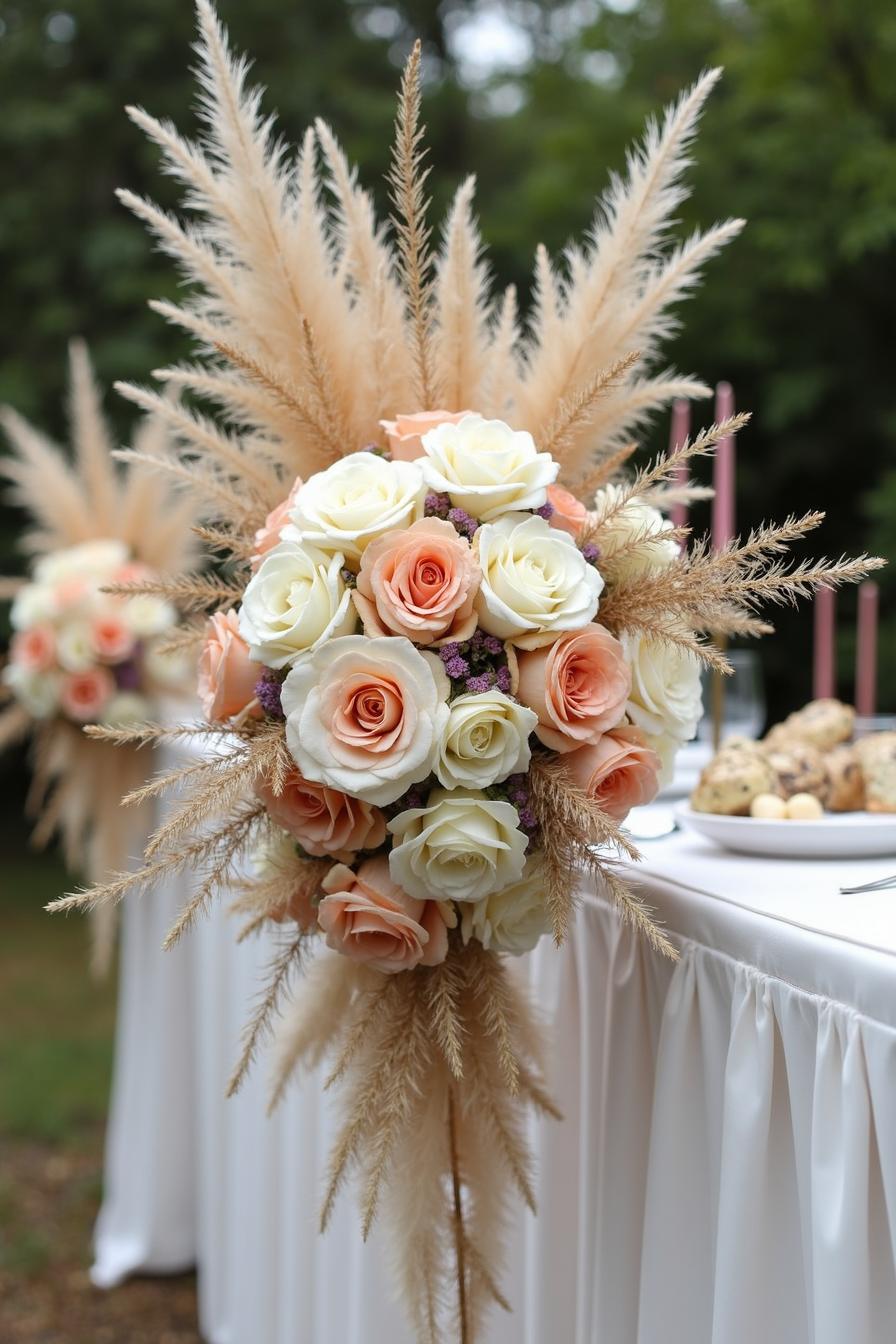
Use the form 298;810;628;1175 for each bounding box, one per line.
94;801;896;1342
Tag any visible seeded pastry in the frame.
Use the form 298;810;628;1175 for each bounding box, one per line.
857;732;896;813
691;751;778;815
765;743;830;804
772;698;855;752
824;743;865;812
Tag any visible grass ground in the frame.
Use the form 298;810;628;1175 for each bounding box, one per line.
0;822;201;1343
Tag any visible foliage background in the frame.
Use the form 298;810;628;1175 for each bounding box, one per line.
1;0;894;814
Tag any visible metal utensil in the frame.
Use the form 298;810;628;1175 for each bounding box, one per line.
840;873;896;895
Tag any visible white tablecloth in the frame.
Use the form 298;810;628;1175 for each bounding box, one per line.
94;809;896;1342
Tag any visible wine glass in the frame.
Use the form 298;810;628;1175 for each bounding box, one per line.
696;648;766;744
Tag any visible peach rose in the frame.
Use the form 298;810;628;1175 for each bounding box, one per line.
198;609;262;722
281;635;450;806
318;856;448;973
53;576;88;610
251;476;303;568
11;625;56;673
91;614;136;663
565;724;661;822
515;624;631;753
379;410;470;462
257;769;386;861
353;518;479;646
60;666;115;722
547;484;587;538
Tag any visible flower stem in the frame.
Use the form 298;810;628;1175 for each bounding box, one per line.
448;1087;470;1344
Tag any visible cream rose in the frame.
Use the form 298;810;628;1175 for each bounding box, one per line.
280;635;450;807
10;583;57;630
515;624;630;753
353;518;479;646
620;631;703;743
3;663;60;718
388;788;528;903
33;539;128;585
460;854;551;955
591;485;679;579
435;690;537;790
101;691;152;726
379;410;469;462
124;594;177;638
474;513;603;646
239;540;356;669
288;452;425;562
318;857;449;974
420;414;558;520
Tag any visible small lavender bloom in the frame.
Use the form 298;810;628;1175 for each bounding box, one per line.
439;642;460;660
535;501;555;520
581;542;601;564
495;665;512;693
518;807;538;831
444;656;470;679
464;673;494;694
424;491;452;518
399;787;426;812
483;634;504;656
447;507;478;538
255;674;285;720
114;659;141;691
340;566;357;589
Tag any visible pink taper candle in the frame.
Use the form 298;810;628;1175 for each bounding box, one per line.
711;382;735;551
813;586;837;700
855;581;879;716
669;399;690;530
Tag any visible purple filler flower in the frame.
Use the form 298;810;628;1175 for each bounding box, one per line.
495;665;512;693
255;673;285;720
581;542;601;564
444;656;470;680
535;501;555;520
114;659;142;691
447;507;478;539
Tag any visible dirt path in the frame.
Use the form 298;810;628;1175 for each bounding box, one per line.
0;1131;201;1344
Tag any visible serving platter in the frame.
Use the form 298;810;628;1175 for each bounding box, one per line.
675;804;896;860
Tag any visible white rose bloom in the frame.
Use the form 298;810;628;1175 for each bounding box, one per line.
3;663;60;718
10;582;57;630
389;788;528;903
288;452;425;561
621;631;703;744
474;514;603;646
639;727;680;789
124;594;177;638
435;690;537;790
101;691;151;726
591;485;679;579
34;539;128;584
239;540;356;669
56;620;96;673
420;414;558;521
281;635;450;807
460;854;551;955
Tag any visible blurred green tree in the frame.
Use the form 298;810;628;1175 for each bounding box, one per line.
1;0;894;723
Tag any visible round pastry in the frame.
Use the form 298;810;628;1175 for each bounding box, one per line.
786;792;824;820
856;732;896;814
750;793;787;819
691;753;779;816
824;744;865;812
763;722;800;752
765;743;830;804
719;735;765;757
779;698;855;752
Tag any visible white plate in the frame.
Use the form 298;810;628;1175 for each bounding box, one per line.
675;804;896;860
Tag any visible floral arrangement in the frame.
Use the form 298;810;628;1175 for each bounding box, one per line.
5;538;176;729
55;6;881;1337
1;341;195;972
